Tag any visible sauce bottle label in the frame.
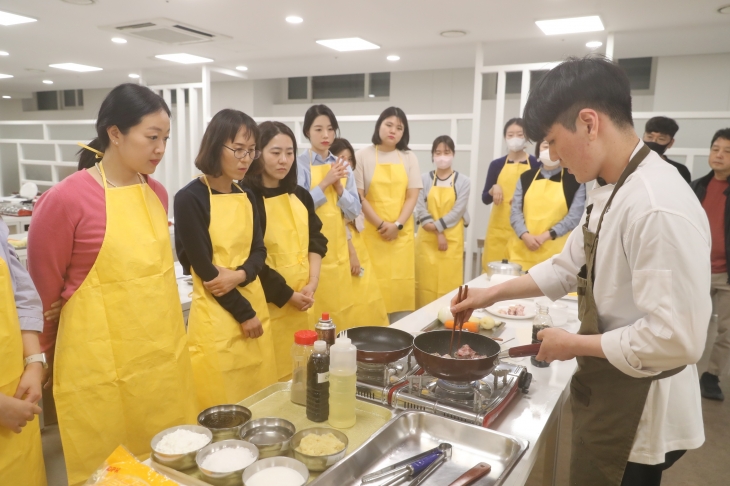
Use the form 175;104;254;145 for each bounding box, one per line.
317;372;330;384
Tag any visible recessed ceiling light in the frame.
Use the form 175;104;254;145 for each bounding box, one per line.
387;55;400;61
718;4;730;14
235;65;248;71
61;0;97;4
536;15;604;35
2;95;10;99
440;30;467;38
0;73;14;79
42;79;53;84
586;41;603;48
369;94;375;98
155;53;213;64
111;37;127;44
0;10;37;26
316;37;380;52
285;16;303;24
128;73;140;79
50;63;102;72
0;51;8;56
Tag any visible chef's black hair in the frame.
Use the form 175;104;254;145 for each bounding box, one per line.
245;121;298;193
523;56;634;142
645;116;679;138
303;104;339;140
711;128;730;147
371;106;410;151
77;83;171;170
503;118;525;138
330;138;357;170
195;109;259;177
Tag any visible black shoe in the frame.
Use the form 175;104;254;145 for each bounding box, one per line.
700;372;725;401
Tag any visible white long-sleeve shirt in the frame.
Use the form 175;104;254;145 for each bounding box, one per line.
530;142;711;465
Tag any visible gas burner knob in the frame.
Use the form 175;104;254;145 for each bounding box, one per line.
519;372;533;393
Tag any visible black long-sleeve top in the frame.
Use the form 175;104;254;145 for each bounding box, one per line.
174;178;267;323
246;184;328;308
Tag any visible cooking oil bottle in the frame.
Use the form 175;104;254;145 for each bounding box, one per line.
328;335;357;428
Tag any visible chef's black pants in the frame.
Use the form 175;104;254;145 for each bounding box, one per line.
620;450;686;486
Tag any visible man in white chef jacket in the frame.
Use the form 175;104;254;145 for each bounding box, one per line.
453;56;710;486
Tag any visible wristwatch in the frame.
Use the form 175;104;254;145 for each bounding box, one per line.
549;229;558;240
24;353;47;369
394;221;404;230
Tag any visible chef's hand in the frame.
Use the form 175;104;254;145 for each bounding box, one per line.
289;291;314;311
14;363;43;404
422;222;437;233
521;233;541;251
437;233;448;251
535;328;576;362
240;316;263;339
378;222;399;241
205;266;246;297
489;184;503;205
44;299;63;322
0;392;42;434
449;287;497;323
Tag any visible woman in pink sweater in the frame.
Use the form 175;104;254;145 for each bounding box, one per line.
27;83;196;485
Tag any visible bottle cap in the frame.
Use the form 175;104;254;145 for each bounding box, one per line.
321;313;330;320
335;336;352;346
294;330;318;346
313;340;327;352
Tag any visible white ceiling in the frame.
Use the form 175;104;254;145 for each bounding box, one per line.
0;0;729;96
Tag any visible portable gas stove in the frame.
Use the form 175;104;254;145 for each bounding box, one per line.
355;354;422;406
390;362;532;428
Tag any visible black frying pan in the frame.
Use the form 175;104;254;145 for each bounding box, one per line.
340;326;414;363
413;330;540;382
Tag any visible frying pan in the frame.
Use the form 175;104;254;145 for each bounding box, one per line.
413;330;540;382
341;326;414;363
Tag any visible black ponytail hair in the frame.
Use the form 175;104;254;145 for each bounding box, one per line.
77;83;171;170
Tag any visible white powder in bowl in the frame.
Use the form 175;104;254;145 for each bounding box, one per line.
201;447;256;473
155;429;210;454
246;466;305;486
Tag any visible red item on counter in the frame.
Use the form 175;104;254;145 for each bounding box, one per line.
295;330;318;346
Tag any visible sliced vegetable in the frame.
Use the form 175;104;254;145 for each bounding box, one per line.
438;306;454;324
443;320;479;333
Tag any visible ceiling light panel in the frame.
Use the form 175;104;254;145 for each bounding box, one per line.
0;51;8;56
128;73;140;78
2;95;10;99
535;15;604;36
387;55;400;61
42;80;53;84
49;63;103;72
285;16;303;24
111;37;127;44
155;53;213;64
316;37;380;52
0;73;13;79
235;66;248;71
0;10;37;26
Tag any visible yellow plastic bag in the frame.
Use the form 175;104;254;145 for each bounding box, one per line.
85;445;178;485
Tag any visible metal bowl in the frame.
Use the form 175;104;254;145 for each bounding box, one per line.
242;456;309;486
150;425;213;471
198;404;252;442
239;417;296;458
290;427;348;472
195;439;259;481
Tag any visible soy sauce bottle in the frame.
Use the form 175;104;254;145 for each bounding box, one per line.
306;340;330;422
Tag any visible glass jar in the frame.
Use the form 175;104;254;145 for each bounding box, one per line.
531;304;553;368
291;330;317;405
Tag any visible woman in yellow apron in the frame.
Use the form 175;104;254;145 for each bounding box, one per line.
175;109;278;408
243;121;327;379
481;118;539;272
296;105;359;329
415;136;471;307
330;138;389;328
28;84;197;485
0;221;46;486
355;107;422;320
506;140;586;271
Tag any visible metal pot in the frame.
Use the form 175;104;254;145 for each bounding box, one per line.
486;259;522;278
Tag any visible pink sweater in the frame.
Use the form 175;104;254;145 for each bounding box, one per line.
27;170;168;362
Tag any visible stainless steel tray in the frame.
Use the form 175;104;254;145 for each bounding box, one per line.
311;411;528;486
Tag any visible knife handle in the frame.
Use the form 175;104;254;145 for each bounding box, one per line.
446;462;492;486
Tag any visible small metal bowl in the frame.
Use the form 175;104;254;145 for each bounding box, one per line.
242;456;309;486
290;427;348;472
195;439;259;481
150;425;213;471
198;404;252;442
239;417;296;458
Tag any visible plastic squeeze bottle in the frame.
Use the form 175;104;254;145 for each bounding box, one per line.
306;340;330;422
327;335;357;428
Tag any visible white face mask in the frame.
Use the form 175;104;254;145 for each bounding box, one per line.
506;137;526;152
539;149;560;169
434;155;453;170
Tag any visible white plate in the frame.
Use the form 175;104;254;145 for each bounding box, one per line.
485;300;536;320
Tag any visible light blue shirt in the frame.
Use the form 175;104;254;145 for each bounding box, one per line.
0;221;43;332
296;150;362;221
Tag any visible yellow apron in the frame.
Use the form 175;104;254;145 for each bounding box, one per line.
348;224;389;328
482;160;531;272
187;176;278;409
415;172;464;308
308;153;355;329
362;148;415;314
55;164;197;485
507;169;569;271
263;193;311;379
0;258;47;486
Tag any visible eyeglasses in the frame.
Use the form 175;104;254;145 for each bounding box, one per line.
223;145;261;160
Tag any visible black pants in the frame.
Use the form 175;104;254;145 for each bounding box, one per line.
620;450;686;486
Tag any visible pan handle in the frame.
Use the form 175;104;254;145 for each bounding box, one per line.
498;343;541;358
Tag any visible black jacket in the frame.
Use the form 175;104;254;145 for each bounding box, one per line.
691;171;730;282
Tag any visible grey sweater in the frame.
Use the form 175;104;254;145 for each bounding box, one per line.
414;171;471;232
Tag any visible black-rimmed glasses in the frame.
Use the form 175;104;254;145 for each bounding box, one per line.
223;145;261;160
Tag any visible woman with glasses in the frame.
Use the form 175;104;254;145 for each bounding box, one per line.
174;109;277;406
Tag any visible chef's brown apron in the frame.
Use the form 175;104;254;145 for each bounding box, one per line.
570;145;686;486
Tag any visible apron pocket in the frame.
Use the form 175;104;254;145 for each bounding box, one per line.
570;376;591;407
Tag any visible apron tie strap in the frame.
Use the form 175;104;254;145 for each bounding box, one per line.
77;142;105;159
